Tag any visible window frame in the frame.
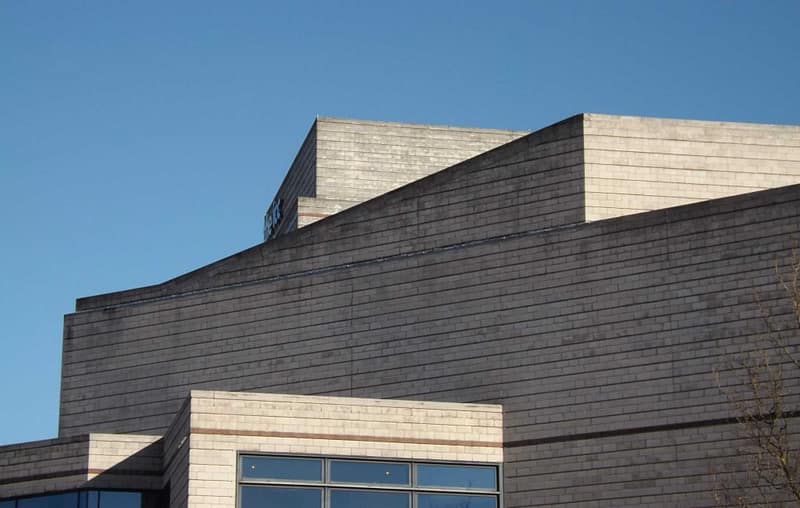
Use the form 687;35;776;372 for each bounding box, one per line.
237;453;502;508
0;490;149;508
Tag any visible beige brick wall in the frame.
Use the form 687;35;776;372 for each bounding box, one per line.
584;113;800;220
298;117;528;228
0;434;161;499
184;390;502;508
0;436;89;498
85;434;161;490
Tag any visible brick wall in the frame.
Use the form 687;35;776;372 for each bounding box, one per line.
57;115;800;506
260;117;528;236
0;434;161;499
162;396;190;508
583;113;800;220
183;390;502;508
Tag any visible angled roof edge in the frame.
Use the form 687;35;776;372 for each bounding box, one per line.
74;114;583;312
583;112;800;130
74;182;800;313
315;115;531;135
73;112;800;312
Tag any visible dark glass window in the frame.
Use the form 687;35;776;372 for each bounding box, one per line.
418;493;498;508
241;456;323;482
240;486;321;508
18;493;78;508
98;492;141;508
2;490;149;508
330;489;409;508
330;460;410;485
79;491;97;508
417;464;497;490
239;455;499;508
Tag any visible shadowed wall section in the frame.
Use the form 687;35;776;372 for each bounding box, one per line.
54;115;800;506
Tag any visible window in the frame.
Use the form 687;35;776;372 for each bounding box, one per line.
0;491;145;508
238;455;500;508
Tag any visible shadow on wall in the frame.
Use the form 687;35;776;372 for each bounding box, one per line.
81;439;167;508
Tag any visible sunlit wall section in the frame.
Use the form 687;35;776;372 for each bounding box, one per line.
181;390;503;508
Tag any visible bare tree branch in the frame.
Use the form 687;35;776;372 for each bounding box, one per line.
714;247;800;507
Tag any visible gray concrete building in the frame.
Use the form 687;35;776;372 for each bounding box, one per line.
2;114;800;507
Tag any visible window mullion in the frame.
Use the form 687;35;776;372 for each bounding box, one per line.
239;454;498;508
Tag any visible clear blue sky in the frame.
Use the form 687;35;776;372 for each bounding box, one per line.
1;0;798;446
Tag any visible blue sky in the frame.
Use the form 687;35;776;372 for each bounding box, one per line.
1;0;798;446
